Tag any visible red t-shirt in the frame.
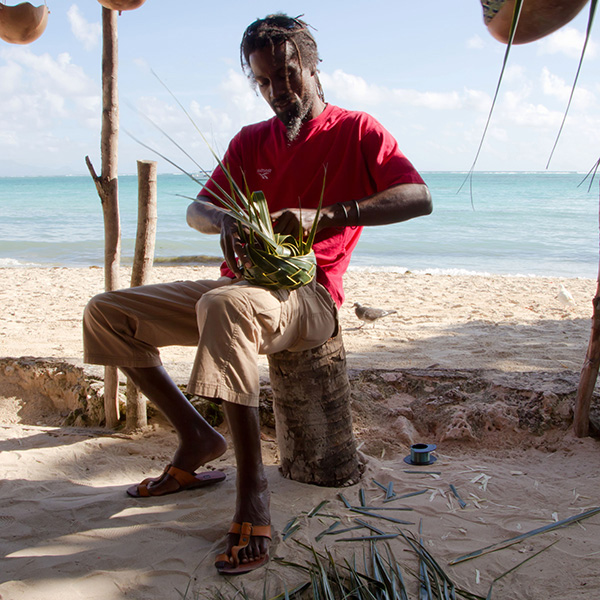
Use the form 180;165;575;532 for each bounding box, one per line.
199;103;424;307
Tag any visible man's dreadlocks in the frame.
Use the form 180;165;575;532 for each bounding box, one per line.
240;13;325;102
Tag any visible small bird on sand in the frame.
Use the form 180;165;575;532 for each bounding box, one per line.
353;302;397;328
557;284;575;309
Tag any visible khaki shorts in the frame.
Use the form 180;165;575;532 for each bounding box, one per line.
83;277;338;407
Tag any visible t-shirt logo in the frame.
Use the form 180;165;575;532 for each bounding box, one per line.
257;168;272;180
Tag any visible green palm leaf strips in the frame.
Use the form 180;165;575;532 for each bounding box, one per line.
238;190;319;290
196;157;326;291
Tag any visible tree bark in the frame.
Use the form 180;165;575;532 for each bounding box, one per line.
85;7;120;429
100;7;120;295
267;330;362;487
126;160;157;430
130;160;157;286
573;181;600;437
573;290;600;437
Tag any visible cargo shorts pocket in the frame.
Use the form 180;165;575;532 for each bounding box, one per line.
285;283;338;352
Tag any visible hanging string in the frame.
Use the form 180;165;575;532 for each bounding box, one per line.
457;0;524;209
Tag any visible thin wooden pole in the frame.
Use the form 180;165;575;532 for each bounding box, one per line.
100;7;120;296
573;180;600;437
130;160;157;286
101;7;120;430
126;159;157;430
85;7;120;429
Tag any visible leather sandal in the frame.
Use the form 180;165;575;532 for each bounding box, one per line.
126;464;226;497
215;521;272;575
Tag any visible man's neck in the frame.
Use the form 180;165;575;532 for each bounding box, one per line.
307;98;326;121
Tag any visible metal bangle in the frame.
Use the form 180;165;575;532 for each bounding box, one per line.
353;200;361;227
338;202;349;225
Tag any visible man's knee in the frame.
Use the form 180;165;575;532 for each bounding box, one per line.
83;290;128;336
84;291;113;322
196;286;249;320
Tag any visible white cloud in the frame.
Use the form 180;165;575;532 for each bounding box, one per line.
1;47;97;96
502;90;560;127
43;91;67;118
488;126;509;143
540;67;595;108
219;69;272;124
0;46;100;173
67;4;101;51
321;69;487;113
463;88;492;112
466;35;485;50
320;70;386;105
125;71;273;170
393;88;463;110
538;26;597;60
0;59;22;93
503;64;527;84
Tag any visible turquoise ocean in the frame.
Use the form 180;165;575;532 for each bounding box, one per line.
1;172;598;279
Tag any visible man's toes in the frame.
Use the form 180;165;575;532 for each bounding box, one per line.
240;547;255;563
239;542;263;564
257;539;269;556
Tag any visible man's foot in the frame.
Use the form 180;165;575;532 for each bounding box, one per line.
215;522;272;575
127;426;228;497
127;464;226;497
215;471;271;575
216;402;271;574
119;365;229;495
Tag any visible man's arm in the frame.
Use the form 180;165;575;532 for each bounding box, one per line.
272;183;432;237
186;198;224;234
187;198;247;277
187;182;431;272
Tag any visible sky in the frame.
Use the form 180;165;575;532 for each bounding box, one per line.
0;1;599;176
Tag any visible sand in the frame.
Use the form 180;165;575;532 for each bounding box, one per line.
1;266;600;600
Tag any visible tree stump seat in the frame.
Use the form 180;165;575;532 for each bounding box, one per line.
267;329;363;487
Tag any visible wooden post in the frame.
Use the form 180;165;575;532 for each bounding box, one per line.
125;160;157;430
130;160;157;287
85;7;120;429
573;290;600;436
573;181;600;437
99;7;120;296
267;330;362;487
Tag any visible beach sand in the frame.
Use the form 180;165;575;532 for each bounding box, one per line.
1;266;600;599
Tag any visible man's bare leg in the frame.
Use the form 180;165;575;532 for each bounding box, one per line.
218;401;271;566
123;365;227;494
124;366;269;562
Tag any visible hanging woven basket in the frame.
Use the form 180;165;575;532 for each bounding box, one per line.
97;0;146;11
0;2;48;45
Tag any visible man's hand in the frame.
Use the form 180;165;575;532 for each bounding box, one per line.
187;199;251;278
271;207;322;238
220;213;250;278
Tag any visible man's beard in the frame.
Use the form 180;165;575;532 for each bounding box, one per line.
284;112;304;142
274;92;313;142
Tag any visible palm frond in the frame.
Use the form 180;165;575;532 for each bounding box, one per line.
450;505;600;565
458;0;524;200
579;155;600;191
547;0;598;168
485;541;558;600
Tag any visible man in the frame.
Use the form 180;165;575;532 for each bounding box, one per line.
83;14;431;575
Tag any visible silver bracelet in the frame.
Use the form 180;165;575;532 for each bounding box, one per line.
338;202;349;225
352;199;361;227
